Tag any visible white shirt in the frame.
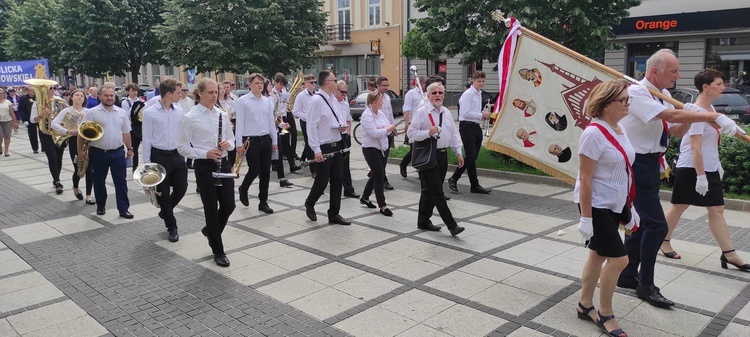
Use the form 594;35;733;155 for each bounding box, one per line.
380;91;395;124
293;89;315;121
337;98;352;134
29;102;40;124
51;106;85;134
142;101;186;163
307;91;342;154
458;86;484;124
574;122;635;212
144;95;161;109
407;102;463;156
177;97;194;114
402;87;423;117
360;108;390;150
676;105;721;172
177;104;236;160
80;104;131;150
0;100;12;122
234;93;277;147
121;96;144;122
218;97;236;119
620;79;673;154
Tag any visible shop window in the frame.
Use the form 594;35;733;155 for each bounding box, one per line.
706;37;750;87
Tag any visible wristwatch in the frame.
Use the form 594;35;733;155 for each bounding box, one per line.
127;147;133;151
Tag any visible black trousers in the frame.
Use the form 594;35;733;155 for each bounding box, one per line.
27;122;39;152
194;158;235;255
300;120;315;174
451;122;482;187
274;131;297;180
362;147;387;207
306;142;343;218
130;129;141;171
38;130;64;183
400;136;412;168
151;149;188;229
286;111;298;158
417;151;457;229
240;135;272;203
620;154;668;288
68;140;92;194
341;134;354;194
227;119;237;166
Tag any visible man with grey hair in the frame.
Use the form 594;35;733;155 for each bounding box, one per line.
334;80;357;198
617;48;744;309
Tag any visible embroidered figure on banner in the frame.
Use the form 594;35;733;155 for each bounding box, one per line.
537;60;603;130
512;97;537;117
34;63;47;79
545;111;567;131
547;143;572;163
515;127;537;148
518;68;542;87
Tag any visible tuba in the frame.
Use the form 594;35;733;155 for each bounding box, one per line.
133;163;166;208
53;108;82;147
285;71;305;114
24;79;67;136
76;121;103;178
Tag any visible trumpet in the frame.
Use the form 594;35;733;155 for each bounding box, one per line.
481;100;497;137
232;137;250;178
76;121;103;178
133;163;167;208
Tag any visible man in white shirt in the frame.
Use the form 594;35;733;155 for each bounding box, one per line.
77;86;134;218
335;80;358;198
407;82;465;236
448;71;492;194
293;74;318;176
304;70;351;226
177;85;194;113
617;49;744;308
121;83;145;173
375;76;395;190
177;78;236;267
223;80;239;100
236;73;277;214
270;73;300;187
141;78;188;242
398;76;424;178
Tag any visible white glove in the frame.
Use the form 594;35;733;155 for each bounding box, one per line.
24;121;29;126
577;217;594;241
714;115;739;137
625;206;640;233
695;174;709;196
719;164;724;180
682;103;700;111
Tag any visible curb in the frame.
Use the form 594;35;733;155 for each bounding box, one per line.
386;157;750;212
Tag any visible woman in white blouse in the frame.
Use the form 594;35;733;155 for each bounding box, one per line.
574;79;635;337
662;68;749;271
0;88;19;156
51;89;94;204
359;92;395;216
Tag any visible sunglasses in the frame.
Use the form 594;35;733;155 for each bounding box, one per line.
430;91;445;95
181;89;189;92
339;90;348;94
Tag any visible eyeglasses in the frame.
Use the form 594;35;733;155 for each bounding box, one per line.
230;84;236;87
430;91;445;95
610;96;632;106
339;90;348;94
181;89;189;92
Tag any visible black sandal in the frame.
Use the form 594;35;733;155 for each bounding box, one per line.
576;302;596;323
596;311;627;337
660;240;681;259
74;189;83;200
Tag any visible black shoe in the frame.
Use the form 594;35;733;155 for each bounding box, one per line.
616;277;638;290
158;210;164;219
305;202;317;221
54;181;63;194
360;198;376;209
214;254;230;267
33;150;39;154
344;191;360;198
74;189;83;200
239;186;249;206
85;198;96;205
384;182;394;190
55;186;63;194
448;177;458;193
380;208;393;217
258;203;274;214
290;165;302;173
595;310;627;337
168;228;179;242
119;212;134;219
196;187;200;193
636;285;674;308
720;249;750;271
328;215;351;226
280;179;294;188
400;164;407;178
444;196;452;201
418;223;442;231
470;185;492;194
96;208;105;215
449;226;465;236
201;227;208;237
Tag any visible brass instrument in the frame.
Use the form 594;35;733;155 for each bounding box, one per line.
481;100;496;137
272;88;290;135
232;137;250;178
76;121;103;178
135;101;145;122
285;71;305;114
25;78;67;136
133;163;167;208
53;108;82;147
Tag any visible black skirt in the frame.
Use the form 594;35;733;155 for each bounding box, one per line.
586;207;627;258
671;168;724;207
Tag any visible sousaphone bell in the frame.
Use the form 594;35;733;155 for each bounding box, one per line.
133;163;167;208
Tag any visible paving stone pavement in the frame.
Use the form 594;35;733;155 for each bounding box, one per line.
1;123;750;337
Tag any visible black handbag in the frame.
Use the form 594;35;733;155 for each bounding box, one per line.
411;111;442;170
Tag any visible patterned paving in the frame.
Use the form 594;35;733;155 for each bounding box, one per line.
1;125;750;336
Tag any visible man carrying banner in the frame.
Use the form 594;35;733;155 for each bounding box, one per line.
618;49;744;308
448;71;492;194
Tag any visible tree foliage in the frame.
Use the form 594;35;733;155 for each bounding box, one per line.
156;0;328;75
2;0;64;70
402;0;641;65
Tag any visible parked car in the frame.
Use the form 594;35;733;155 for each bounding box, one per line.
349;90;404;120
233;89;250;97
670;87;750;124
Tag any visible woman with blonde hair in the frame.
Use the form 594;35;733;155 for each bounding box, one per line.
574;79;636;337
359;92;395;216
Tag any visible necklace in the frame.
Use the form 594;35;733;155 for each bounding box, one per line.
600;119;620;131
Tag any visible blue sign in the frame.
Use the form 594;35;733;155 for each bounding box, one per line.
0;59;51;85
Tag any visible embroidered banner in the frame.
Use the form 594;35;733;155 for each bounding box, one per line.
0;59;50;85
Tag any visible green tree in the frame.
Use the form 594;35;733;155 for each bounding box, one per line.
156;0;327;75
57;0;164;81
2;0;64;70
0;0;22;61
402;0;641;65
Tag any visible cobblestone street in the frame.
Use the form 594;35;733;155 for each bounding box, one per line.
2;124;750;337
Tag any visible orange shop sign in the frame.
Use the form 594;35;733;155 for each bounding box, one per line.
635;19;678;31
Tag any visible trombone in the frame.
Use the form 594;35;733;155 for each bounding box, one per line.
133;163;167;208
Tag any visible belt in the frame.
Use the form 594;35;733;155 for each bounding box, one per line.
321;142;339;149
637;152;662;158
91;146;123;153
459;121;481;126
152;148;177;154
437;148;447;153
243;134;271;140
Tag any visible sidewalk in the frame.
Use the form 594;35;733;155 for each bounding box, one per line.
1;125;750;337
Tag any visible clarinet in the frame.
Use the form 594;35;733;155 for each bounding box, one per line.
299;148;350;167
214;111;223;187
